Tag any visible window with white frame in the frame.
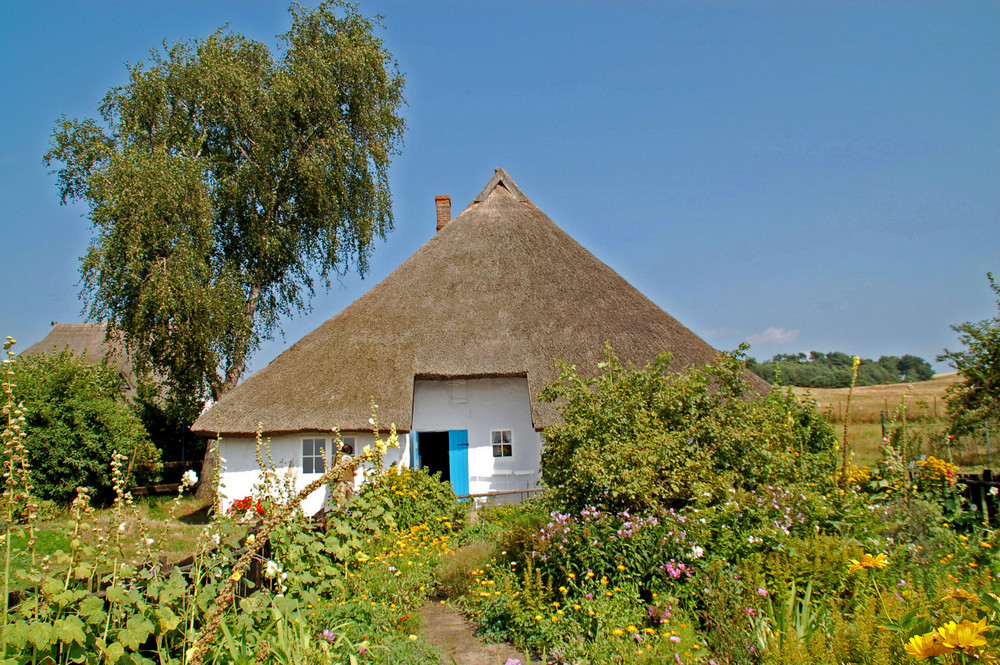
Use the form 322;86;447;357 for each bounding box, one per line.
491;430;512;457
302;438;327;474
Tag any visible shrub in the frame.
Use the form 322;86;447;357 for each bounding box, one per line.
539;345;838;514
353;465;465;533
12;348;160;502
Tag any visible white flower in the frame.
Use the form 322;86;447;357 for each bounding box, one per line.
990;486;998;497
145;538;155;547
212;533;221;546
691;545;704;559
181;470;199;488
117;522;127;533
264;559;281;579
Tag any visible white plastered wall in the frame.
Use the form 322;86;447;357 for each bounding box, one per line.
217;430;410;516
411;376;543;495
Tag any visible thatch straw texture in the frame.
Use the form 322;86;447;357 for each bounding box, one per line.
193;169;767;437
20;323;140;395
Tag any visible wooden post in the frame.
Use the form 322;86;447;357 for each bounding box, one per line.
987;420;992;469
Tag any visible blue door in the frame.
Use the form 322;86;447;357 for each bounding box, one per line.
448;430;469;496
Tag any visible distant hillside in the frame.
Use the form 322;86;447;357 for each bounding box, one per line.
789;373;960;423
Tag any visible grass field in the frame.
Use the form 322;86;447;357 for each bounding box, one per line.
5;495;212;584
787;373;998;469
791;372;961;423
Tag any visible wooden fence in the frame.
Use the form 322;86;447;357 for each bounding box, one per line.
959;470;1000;524
131;460;201;496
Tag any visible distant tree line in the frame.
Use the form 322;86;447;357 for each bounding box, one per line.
747;351;935;388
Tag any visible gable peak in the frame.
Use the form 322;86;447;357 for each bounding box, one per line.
472;168;532;204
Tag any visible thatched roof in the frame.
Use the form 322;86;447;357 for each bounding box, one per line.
21;323;140;395
193;169;768;437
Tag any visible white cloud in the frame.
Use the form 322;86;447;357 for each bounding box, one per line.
745;326;800;345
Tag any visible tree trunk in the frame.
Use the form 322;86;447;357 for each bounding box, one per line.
195;438;219;503
198;286;260;504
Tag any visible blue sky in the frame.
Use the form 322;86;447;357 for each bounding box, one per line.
2;1;998;375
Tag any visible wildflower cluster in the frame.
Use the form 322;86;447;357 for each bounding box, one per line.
469;551;714;663
917;456;959;486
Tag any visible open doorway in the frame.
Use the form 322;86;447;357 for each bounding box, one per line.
416;431;450;482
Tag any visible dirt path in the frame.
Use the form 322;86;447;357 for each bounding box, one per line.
419;601;528;665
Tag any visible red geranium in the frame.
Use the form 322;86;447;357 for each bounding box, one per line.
229;496;266;517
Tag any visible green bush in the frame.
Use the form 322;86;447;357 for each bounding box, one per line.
352;466;465;533
539;345;838;514
13;348;160;502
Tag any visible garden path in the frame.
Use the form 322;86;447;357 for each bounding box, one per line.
420;601;528;665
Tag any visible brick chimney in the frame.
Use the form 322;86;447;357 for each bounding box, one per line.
435;195;451;232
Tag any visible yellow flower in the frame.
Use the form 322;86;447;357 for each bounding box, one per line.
904;632;952;659
848;552;888;573
943;587;979;603
612;628;624;636
936;617;991;651
230;571;242;582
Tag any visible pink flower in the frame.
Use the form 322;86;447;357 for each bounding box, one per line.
756;587;767;596
670;635;681;643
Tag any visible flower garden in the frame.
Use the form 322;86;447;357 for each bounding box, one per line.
2;338;999;664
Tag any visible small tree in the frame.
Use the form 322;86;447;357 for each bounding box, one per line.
939;273;1000;433
45;2;405;417
13;349;160;503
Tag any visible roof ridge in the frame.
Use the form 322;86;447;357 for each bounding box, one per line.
472;168;532;204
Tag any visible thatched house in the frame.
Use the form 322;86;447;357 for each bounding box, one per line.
193;169;758;513
21;323;141;398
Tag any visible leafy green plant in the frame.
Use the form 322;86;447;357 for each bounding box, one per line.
11;347;160;503
352;466;465;534
940;272;1000;435
540;344;838;514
